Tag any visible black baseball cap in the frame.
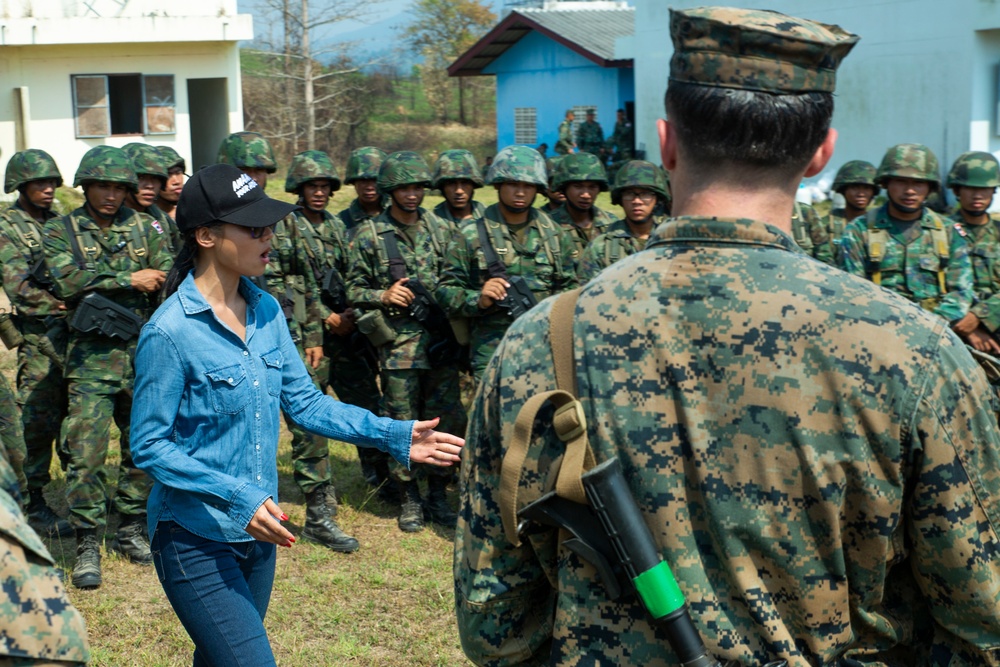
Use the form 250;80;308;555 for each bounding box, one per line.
176;163;299;233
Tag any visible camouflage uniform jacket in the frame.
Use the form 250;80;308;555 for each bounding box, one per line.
455;215;1000;666
549;204;617;258
293;208;351;323
606;119;634;160
346;208;455;370
0;457;89;664
0;200;64;318
576;217;665;283
840;204;974;323
825;206;855;241
433;199;486;227
575;120;605;156
145;202;182;256
260;214;324;349
337;197;387;242
951;212;1000;332
42;205;173;381
791;202;834;265
555;120;575;155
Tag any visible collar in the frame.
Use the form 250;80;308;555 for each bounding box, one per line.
176;271;264;316
872;203;939;230
647;216;802;254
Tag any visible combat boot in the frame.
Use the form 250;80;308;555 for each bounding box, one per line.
397;480;424;533
324;484;339;518
25;489;74;538
72;530;101;589
301;487;359;553
109;515;153;565
424;475;457;527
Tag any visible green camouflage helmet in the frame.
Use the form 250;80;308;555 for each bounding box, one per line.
73;146;138;191
285;150;342;194
122;142;168;181
345;146;387;184
216;132;277;173
876;143;940;191
432;149;484;189
486;145;548;188
947;151;1000;189
545;155;566;189
610;160;671;206
4;149;63;194
377;151;432;193
157;146;185;172
551;151;609;192
832;160;879;194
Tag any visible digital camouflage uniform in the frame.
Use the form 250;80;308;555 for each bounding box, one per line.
574;115;605;157
555;115;575;155
0;457;90;665
339;146;387;240
840;144;974;323
122;142;182;255
431;149;487;226
577;160;671;283
790;201;834;265
42;148;173;535
548;152;617;258
437;146;579;381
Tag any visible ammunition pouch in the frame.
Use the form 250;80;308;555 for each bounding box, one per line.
68;292;144;341
321;267;349;313
356;309;396;348
0;311;24;350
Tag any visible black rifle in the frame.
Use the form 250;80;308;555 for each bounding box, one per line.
68;292;144;341
519;458;786;667
475;219;537;320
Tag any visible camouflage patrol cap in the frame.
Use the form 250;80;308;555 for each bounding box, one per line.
832;160;879;194
4;149;63;194
216;132;277;173
947;151;1000;189
157;146;186;172
377;151;432;193
432;149;484;189
73;146;138;191
122;142;168;181
551;151;609;193
876;144;940;191
345;146;387;184
669;7;859;94
486;145;548;188
285;150;342;194
610;160;671;206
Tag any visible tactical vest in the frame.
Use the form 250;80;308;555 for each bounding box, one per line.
5;209;47;264
365;214;448;278
791;203;814;254
63;210;151;272
478;212;562;277
864;209;949;295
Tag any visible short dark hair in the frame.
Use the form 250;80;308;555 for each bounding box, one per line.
665;82;833;182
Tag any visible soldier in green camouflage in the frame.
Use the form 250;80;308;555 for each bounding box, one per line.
217;131;277;188
840;144;974;324
605;108;634;164
431;149;486;225
436;145;579;382
0;149;73;537
578;160;669;283
549;152;618;258
339;146;387;239
346;151;466;533
154;145;185;221
457;7;1000;665
0;456;90;666
790;200;835;264
554;109;576;155
541;156;566;214
575;109;605;157
945;151;1000;354
826;159;879;240
43;146;173;588
122;142;182;254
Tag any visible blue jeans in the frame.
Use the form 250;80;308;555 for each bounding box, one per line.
151;521;277;667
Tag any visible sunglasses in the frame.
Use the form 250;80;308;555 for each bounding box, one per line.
232;223;277;239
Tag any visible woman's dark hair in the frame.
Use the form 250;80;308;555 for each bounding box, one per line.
665;82;834;182
161;223;223;300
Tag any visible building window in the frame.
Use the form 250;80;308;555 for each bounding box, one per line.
71;74;176;138
514;107;537;145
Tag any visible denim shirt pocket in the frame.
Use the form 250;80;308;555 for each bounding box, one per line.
206;364;250;414
261;348;284;397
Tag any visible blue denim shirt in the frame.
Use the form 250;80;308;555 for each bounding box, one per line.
131;272;414;543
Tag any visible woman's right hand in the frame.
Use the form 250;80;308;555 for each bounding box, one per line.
245;498;295;547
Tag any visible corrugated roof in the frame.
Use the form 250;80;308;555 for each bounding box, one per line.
448;8;634;77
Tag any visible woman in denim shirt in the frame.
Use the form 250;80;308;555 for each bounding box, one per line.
131;164;464;667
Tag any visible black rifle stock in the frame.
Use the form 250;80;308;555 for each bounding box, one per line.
68;292;144;341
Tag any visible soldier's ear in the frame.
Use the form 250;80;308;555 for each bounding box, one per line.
658;119;677;170
804;129;838;178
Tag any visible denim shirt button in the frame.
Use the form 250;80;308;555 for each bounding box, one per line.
255;412;260;419
253;380;259;387
243;350;249;356
228;377;234;384
257;475;261;481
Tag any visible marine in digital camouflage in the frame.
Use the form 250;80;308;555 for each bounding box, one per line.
216;131;278;173
790;201;834;265
575;111;605;157
0;457;89;665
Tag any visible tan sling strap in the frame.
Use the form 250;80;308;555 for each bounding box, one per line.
499;287;596;546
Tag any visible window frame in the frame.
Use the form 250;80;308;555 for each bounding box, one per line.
71;73;176;138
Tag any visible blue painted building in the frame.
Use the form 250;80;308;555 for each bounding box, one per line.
449;2;634;155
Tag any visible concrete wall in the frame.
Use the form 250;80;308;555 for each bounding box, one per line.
632;0;1000;185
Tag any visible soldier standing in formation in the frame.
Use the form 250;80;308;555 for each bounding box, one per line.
121;142;182;255
338;146;387;238
548;152;618;259
0;150;65;527
790;201;834;264
825;159;879;239
554;109;576;155
575;108;604;157
154;145;185;222
431;149;486;225
577;159;670;283
43;146;173;588
347;152;465;533
437;145;578;381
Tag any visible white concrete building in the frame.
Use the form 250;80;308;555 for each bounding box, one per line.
623;0;1000;187
0;0;253;181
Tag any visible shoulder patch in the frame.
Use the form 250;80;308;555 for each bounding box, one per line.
954;222;968;238
150;220;164;235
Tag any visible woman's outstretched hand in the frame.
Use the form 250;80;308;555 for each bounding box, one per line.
410;417;465;466
246;498;296;548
